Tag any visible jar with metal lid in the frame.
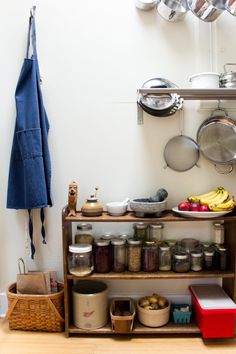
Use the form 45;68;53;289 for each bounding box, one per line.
127;239;142;272
148;223;164;243
203;247;215;270
100;233;114;241
213;245;227;270
141;241;158;272
172;250;190;273
68;244;93;276
180;238;200;253
74;223;93;244
212;222;224;245
190;249;203;272
111;238;126;272
158;243;171;271
94;239;111;273
133;223;148;242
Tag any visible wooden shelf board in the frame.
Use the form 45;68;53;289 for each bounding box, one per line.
68;320;200;335
65;210;236;223
67;270;234;280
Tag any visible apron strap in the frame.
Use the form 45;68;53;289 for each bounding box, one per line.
40;208;47;244
28;209;35;259
26;7;37;59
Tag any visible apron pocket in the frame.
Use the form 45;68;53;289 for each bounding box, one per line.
16;128;43;159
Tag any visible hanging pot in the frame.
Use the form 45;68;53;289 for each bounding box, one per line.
197;109;236;174
157;0;188;22
220;63;236;88
164;135;200;172
187;0;225;22
225;0;236;16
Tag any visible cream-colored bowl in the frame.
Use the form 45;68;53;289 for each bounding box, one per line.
137;302;170;327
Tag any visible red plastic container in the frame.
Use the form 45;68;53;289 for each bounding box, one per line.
189;285;236;338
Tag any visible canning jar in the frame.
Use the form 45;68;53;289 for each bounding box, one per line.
111;238;126;272
172;250;190;273
68;244;93;276
212;222;224;245
74;223;93;244
94;239;111;273
133;223;148;242
158;243;171;271
148;223;164;243
141;241;158;272
190;249;203;271
214;245;227;270
203;248;215;270
127;239;142;272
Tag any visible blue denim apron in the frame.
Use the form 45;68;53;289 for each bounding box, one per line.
7;9;53;258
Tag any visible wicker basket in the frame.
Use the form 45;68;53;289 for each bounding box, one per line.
5;282;64;332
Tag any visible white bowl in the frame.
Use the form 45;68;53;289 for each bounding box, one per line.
137;302;170;327
106;202;128;216
189;72;220;89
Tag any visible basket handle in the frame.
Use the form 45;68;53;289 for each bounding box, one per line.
47;298;64;322
5;298;18;320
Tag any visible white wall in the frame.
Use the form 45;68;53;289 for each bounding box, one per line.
1;0;236;302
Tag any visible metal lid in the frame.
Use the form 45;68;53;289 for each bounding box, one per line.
111;238;126;246
69;244;92;253
77;223;92;231
144;241;156;246
94;239;110;246
174;251;188;259
133;222;148;229
204;248;215;256
191;250;203;257
159;242;170;251
164;135;199;172
128;239;142;245
149;223;164;229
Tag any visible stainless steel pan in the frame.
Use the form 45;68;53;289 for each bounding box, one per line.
197;109;236;173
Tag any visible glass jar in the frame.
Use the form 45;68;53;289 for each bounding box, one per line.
94;239;111;273
214;245;227;270
190;249;203;271
148;223;164;243
68;244;93;276
74;223;93;244
172;250;190;273
212;222;224;245
203;247;215;270
111;238;126;272
127;239;142;272
180;238;200;253
158;243;171;271
141;241;158;272
100;233;114;241
133;223;148;242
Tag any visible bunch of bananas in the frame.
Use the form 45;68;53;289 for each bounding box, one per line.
188;187;235;211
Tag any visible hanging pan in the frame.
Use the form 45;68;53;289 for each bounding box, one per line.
164;134;200;172
197;108;236;174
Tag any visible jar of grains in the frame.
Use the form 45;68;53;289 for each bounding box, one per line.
133;223;148;242
111;238;126;272
74;223;93;244
94;239;111;273
190;249;203;272
127;239;142;272
158;243;171;271
141;241;158;272
68;244;93;276
172;250;190;273
148;223;164;244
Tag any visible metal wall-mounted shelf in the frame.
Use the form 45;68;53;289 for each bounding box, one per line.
137;88;236;124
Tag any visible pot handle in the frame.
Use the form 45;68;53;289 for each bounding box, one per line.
224;63;236;73
211;107;228;117
214;164;233;174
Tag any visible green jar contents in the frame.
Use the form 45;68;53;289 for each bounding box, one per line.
158;242;171;271
127;239;142;272
133;223;148;242
74;223;93;244
111;238;126;272
68;244;94;276
141;241;158;272
148;223;164;243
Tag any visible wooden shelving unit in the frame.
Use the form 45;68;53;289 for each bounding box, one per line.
62;207;236;337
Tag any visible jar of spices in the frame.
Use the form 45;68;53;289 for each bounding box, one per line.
94;239;111;273
212;222;224;245
141;241;158;272
111;238;126;272
68;244;93;276
148;223;164;244
127;239;142;272
203;247;215;270
158;243;171;271
133;223;148;242
172;250;190;273
74;223;93;245
190;249;203;271
214;245;227;270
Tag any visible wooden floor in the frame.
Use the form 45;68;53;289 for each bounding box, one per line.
1;319;236;354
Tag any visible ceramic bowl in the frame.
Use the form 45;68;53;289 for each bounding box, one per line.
129;198;167;217
106;202;128;216
137;302;170;327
